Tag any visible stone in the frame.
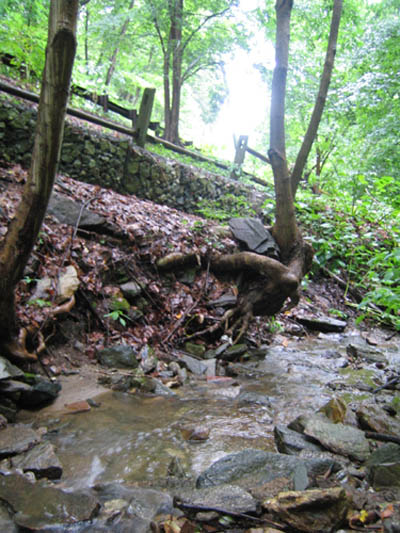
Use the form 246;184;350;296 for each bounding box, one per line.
97;344;138;369
295;315;347;333
176;484;258;516
120;281;143;301
184;342;206;358
18;377;61;408
57;265;80;302
228;217;280;257
303;415;370;462
238;391;272;407
179;353;208;375
357;403;400;437
346;340;388;364
274;425;325;455
264;487;351;533
0;357;24;380
196;448;339;490
220;343;248;361
11;441;63;480
367;443;400;489
0;424;41;458
0;472;99;530
47;192;106;229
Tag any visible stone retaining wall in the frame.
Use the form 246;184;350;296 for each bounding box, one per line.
0;94;266;217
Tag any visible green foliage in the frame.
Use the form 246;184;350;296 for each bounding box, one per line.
197;194;256;222
28;298;51;308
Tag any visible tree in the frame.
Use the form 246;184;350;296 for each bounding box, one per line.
202;0;343;340
0;0;79;360
148;0;241;144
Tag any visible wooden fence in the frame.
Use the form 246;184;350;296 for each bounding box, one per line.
0;53;271;186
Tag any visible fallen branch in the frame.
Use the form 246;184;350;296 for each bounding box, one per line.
365;431;400;446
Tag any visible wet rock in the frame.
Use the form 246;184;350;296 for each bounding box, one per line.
0;379;32;403
346;340;388;364
0;424;41;458
264;487;351;533
238;391;272;407
18;377;61;408
196;449;338;490
180;425;210;441
94;483;175;531
357;403;400;437
179;353;208;375
295;315;347;333
0;356;24;380
0;472;99;530
151;378;178;397
0;500;17;533
0;397;17;422
97;344;138;369
184;342;206;358
10;440;63;480
318;398;347;424
139;344;157;374
120;281;143;301
274;425;325;455
303;415;370;462
64;400;91;413
367;443;400;489
176;484;258;516
220;343;248;361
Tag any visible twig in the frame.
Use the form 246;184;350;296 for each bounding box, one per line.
173;497;286;529
365;431;400;446
372;375;400;394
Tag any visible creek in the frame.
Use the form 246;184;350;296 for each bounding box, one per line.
19;329;398;493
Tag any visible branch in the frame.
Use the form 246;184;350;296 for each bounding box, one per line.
290;0;343;196
181;6;232;55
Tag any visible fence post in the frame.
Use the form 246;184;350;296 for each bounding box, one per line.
231;135;248;179
135;88;155;148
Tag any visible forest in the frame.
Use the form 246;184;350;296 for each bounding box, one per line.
0;1;399;532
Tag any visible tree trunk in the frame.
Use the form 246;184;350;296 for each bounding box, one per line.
105;0;135;87
0;0;79;358
290;0;343;196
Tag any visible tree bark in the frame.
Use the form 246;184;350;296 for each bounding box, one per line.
290;0;343;196
105;0;135;87
0;0;79;355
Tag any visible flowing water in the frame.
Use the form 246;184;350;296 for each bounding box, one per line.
20;330;398;491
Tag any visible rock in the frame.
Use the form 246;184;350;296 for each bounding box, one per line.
367;443;400;489
0;472;99;530
10;440;63;480
64;400;91;414
120;280;143;301
220;343;248;361
176;484;258;516
0;357;24;380
94;483;175;532
303;415;370;462
295;315;347;333
0;500;17;533
47;192;106;229
97;344;138;369
18;377;61;408
0;397;17;422
184;342;206;358
346;340;388;364
238;391;272;407
0;379;33;403
151;378;178;397
57;265;80;302
201;358;217;377
274;425;325;455
196;448;339;490
179;353;208;375
264;487;351;533
357;403;400;437
139;344;157;374
0;424;41;458
180;425;210;441
318;398;347;424
228;217;280;257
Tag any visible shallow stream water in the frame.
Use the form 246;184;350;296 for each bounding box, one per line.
20;330;399;491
